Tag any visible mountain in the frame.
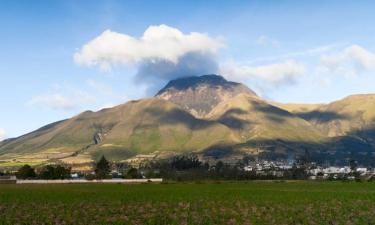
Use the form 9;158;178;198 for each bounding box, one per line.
276;94;375;138
200;93;325;161
0;97;237;167
273;94;375;165
156;75;256;118
292;94;375;137
2;75;375;168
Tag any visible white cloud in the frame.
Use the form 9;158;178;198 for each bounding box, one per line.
0;128;6;141
256;35;280;47
320;45;375;76
74;24;223;71
220;60;305;85
345;45;375;69
28;92;95;110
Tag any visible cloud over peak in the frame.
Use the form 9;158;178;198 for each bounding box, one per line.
74;24;223;71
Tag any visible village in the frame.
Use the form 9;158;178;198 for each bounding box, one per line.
2;156;375;182
243;160;375;180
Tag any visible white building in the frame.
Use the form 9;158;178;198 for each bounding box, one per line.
356;168;367;174
244;166;253;171
323;167;341;174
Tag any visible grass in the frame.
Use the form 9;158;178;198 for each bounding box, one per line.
1;181;375;224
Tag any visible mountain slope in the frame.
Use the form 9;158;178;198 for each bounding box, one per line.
193;93;325;161
271;102;323;114
294;94;375;137
271;94;375;164
0;98;237;165
208;93;323;143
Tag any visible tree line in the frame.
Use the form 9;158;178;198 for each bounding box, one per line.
139;155;312;181
16;164;71;180
14;156;143;180
13;154;367;181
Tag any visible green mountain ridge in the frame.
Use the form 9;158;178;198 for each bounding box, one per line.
2;75;375;167
0;98;236;164
276;94;375;142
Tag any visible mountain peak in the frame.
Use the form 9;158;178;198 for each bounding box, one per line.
156;74;249;94
155;74;257;118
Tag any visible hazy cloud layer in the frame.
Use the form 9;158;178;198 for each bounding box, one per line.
86;79;114;96
256;35;280;47
86;79;130;109
220;60;305;86
28;92;95;110
321;45;375;76
0;128;6;141
246;43;345;65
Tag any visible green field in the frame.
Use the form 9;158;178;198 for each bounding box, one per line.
1;181;375;224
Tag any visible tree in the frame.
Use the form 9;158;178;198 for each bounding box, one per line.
127;168;139;179
38;165;71;179
349;159;360;180
54;165;71;179
290;163;308;180
349;159;357;172
299;149;311;169
16;165;36;179
242;155;255;165
202;162;210;170
95;156;110;179
38;165;55;179
170;155;201;170
214;161;225;173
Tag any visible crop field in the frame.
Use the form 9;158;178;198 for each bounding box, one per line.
1;181;375;224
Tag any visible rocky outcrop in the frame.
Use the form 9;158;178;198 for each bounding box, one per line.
156;74;256;118
94;132;103;144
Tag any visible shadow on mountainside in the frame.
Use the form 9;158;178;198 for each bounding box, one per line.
144;107;218;130
295;110;349;122
250;100;295;123
202;145;236;158
201;126;375;166
145;105;256;132
217;108;253;130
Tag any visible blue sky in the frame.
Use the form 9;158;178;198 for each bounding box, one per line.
1;0;375;139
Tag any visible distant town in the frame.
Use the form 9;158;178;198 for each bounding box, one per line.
1;155;374;182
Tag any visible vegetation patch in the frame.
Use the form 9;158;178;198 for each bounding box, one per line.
1;182;375;224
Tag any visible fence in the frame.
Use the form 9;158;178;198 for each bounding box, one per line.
16;178;163;184
0;176;17;184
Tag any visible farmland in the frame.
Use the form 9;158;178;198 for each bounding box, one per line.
1;181;375;224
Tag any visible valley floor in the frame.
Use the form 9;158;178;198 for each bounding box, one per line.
1;181;375;224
